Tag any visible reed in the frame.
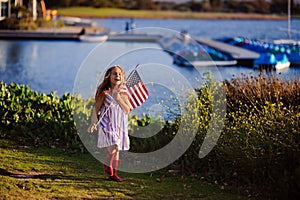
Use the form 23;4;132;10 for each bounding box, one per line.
224;72;300;111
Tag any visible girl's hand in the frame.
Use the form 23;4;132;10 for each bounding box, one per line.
112;83;122;101
87;123;97;133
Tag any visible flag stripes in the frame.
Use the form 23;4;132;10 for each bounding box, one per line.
126;70;149;111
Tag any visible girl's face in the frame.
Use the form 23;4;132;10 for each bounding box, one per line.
110;67;123;86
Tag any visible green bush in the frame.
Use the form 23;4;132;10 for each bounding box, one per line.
180;73;300;199
35;19;65;29
1;72;299;199
0;18;20;30
0;18;64;30
18;18;38;30
0;82;82;150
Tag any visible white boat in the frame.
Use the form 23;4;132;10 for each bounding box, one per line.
79;34;108;42
173;57;237;67
254;53;290;71
273;39;300;45
275;61;291;70
59;16;96;27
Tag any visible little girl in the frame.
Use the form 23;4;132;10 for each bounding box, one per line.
88;65;130;182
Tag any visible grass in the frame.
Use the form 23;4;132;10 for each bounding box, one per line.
57;7;287;20
0;139;250;200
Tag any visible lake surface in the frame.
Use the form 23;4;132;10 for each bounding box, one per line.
0;18;300;97
97;18;300;41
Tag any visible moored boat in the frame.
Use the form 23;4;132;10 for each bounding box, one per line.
160;34;237;67
79;33;108;42
254;52;290;71
218;36;299;67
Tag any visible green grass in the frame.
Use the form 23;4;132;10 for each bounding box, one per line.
57;7;287;20
0;139;249;200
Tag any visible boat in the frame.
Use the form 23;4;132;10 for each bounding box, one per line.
59;16;96;27
218;36;297;67
254;52;290;71
173;48;237;67
160;34;237;67
273;39;300;46
79;33;108;42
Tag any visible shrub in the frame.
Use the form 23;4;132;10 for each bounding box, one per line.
0;18;20;30
0;82;82;150
1;72;299;199
179;73;300;199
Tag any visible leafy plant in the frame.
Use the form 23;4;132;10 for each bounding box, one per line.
1;72;299;198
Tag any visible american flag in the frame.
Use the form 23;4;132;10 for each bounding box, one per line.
126;70;149;111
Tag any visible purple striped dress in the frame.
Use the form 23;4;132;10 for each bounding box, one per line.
97;92;129;151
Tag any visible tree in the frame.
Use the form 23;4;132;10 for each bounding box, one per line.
92;0;110;8
223;0;239;12
210;0;222;11
135;0;154;10
123;0;137;9
188;1;203;12
270;0;287;13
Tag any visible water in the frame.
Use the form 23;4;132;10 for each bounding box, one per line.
0;18;300;97
97;18;300;41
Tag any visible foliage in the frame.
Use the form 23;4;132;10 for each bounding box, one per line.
0;5;37;30
1;72;299;199
0;18;20;30
0;82;81;150
225;73;300;111
35;19;65;29
18;18;38;30
182;73;300;199
0;17;64;30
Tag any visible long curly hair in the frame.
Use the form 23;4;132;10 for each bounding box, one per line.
95;65;125;100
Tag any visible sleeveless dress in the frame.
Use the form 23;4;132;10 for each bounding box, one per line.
97;92;130;151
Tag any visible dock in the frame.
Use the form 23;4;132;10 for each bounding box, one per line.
195;38;260;67
0;29;81;41
0;30;163;43
0;30;79;40
107;33;162;43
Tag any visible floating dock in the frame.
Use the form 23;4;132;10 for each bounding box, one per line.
107;33;162;42
195;38;260;67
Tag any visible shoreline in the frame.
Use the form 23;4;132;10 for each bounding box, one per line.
62;15;289;20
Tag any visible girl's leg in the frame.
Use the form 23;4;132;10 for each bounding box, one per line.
103;151;114;176
109;148;122;182
104;145;118;176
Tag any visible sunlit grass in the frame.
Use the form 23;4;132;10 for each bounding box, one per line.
57;7;287;20
0;139;248;199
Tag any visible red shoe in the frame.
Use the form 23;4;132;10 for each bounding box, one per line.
109;174;122;182
109;160;122;182
104;164;112;176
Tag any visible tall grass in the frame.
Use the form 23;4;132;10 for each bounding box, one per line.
184;73;300;199
225;73;300;110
